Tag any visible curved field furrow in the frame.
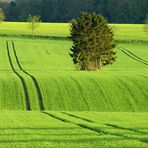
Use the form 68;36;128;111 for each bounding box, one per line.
62;112;148;136
0;41;25;110
121;47;148;63
87;78;108;110
95;79;117;111
69;76;90;110
111;78;134;111
114;78;136;111
103;79;122;112
102;79;120;111
119;49;148;66
31;73;148;111
61;112;95;123
12;41;44;110
6;41;31;110
125;76;148;111
46;77;65;110
126;77;148;111
44;112;148;145
0;77;25;110
52;77;69;110
61;112;148;135
57;76;78;110
6;41;42;110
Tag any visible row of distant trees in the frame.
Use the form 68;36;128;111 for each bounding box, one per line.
0;8;40;39
0;0;147;24
0;5;147;71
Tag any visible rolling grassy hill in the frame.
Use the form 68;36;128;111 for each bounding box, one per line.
0;23;147;147
0;37;147;111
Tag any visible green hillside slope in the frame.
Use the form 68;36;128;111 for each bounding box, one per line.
0;36;147;111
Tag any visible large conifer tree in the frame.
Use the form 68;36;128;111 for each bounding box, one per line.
70;12;116;71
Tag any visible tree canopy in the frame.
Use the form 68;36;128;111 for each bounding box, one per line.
0;0;147;23
70;12;116;71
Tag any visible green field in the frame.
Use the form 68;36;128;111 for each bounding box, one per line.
0;37;147;111
0;111;147;148
0;23;147;147
0;22;148;41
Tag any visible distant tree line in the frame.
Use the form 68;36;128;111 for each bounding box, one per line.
0;0;147;23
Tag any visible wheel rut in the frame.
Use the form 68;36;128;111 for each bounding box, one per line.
12;41;44;110
61;112;95;123
118;47;148;66
6;41;31;110
121;47;148;63
42;111;148;144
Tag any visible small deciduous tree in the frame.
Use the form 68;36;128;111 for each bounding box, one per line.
27;14;41;39
0;8;5;22
70;12;116;71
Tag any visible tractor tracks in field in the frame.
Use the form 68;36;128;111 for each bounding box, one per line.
118;47;148;66
6;41;31;110
42;111;148;144
61;112;148;135
122;47;148;63
6;41;44;110
11;41;44;110
61;111;95;123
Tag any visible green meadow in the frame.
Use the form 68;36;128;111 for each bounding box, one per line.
0;23;147;147
0;111;147;148
0;22;148;41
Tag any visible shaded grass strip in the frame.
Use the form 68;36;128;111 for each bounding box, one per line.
0;34;71;41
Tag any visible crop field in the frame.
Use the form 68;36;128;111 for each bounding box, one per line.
0;111;147;148
0;23;147;147
0;23;148;41
0;38;147;111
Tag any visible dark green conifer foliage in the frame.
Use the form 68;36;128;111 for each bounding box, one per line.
0;8;5;22
144;14;148;34
70;12;116;71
